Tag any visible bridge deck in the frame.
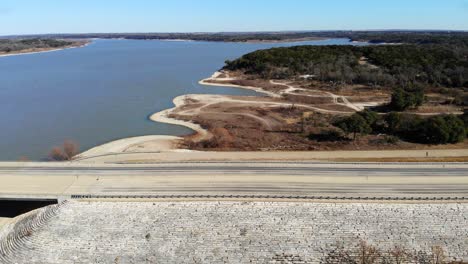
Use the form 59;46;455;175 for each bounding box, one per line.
0;162;467;201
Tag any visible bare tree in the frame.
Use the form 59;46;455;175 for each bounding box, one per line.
358;240;380;264
431;246;446;264
48;140;79;161
63;140;79;160
48;146;67;161
389;246;409;264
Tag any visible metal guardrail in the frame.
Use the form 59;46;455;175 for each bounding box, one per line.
70;194;468;201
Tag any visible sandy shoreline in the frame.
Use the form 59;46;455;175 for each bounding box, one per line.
199;72;280;97
77;71;271;159
149;95;212;141
77;71;278;159
76;70;467;162
0;41;91;58
78;94;215;159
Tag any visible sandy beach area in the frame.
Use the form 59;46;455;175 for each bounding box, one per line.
77;71;272;159
76;71;268;159
149;95;212;142
199;72;280;97
76;135;184;159
77;97;213;160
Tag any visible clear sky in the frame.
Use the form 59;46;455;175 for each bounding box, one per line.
0;0;467;35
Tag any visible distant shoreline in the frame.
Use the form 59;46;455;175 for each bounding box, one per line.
100;37;328;43
0;41;91;58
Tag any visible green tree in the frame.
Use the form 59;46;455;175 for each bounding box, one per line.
390;88;407;111
419;116;450;144
385;112;403;133
390;87;424;111
462;110;468;136
416;115;465;144
358;110;379;125
358;110;381;131
444;115;466;143
335;114;372;140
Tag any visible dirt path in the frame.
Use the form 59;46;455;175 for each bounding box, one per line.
270;80;377;111
183;94;352;115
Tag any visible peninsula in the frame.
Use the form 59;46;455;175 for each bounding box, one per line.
0;38;88;57
78;32;468;162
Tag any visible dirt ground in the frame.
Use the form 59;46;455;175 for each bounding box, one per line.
169;71;467;152
173;96;468;151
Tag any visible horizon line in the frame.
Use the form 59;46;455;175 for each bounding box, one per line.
2;29;468;38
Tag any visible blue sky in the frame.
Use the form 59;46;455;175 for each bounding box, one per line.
0;0;467;35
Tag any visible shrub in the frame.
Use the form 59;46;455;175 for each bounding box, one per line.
390;87;424;111
419;116;450;144
390;114;465;144
357;240;380;264
444;115;466;143
48;147;68;161
358;110;379;126
462;110;468;136
417;115;465;144
385;112;403;133
334;114;372;140
48;140;80;161
358;110;384;132
63;140;79;160
321;240;457;264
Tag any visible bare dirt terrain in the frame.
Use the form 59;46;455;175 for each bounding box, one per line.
76;70;467;161
171;71;466;151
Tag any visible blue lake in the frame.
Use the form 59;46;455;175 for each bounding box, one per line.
0;38;364;160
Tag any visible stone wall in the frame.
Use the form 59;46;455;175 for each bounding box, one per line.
0;201;466;263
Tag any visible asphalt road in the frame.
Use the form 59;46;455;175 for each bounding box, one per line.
0;162;467;200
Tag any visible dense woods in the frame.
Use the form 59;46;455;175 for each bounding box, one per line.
222;33;468;145
224;44;468;89
331;111;467;145
0;38;73;53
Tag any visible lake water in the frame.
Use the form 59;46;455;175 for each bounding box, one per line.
0;38;364;160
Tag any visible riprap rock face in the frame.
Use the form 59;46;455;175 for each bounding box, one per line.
1;201;467;264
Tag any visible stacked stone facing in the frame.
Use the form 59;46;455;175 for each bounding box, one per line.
0;201;466;264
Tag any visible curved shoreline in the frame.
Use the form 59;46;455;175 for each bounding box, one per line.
76;70;467;161
199;72;280;98
76;70;365;159
149;95;212;142
76;71;269;159
0;41;91;58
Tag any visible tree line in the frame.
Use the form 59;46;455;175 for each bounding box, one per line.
13;31;468;44
331;110;467;145
0;38;73;53
224;44;468;89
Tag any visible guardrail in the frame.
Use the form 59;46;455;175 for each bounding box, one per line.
70;194;468;201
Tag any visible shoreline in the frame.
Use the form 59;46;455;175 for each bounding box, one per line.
198;72;280;97
0;41;91;58
77;94;215;160
77;71;277;159
149;95;212;142
76;70;467;162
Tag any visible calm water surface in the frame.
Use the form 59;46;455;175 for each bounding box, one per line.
0;38;364;160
